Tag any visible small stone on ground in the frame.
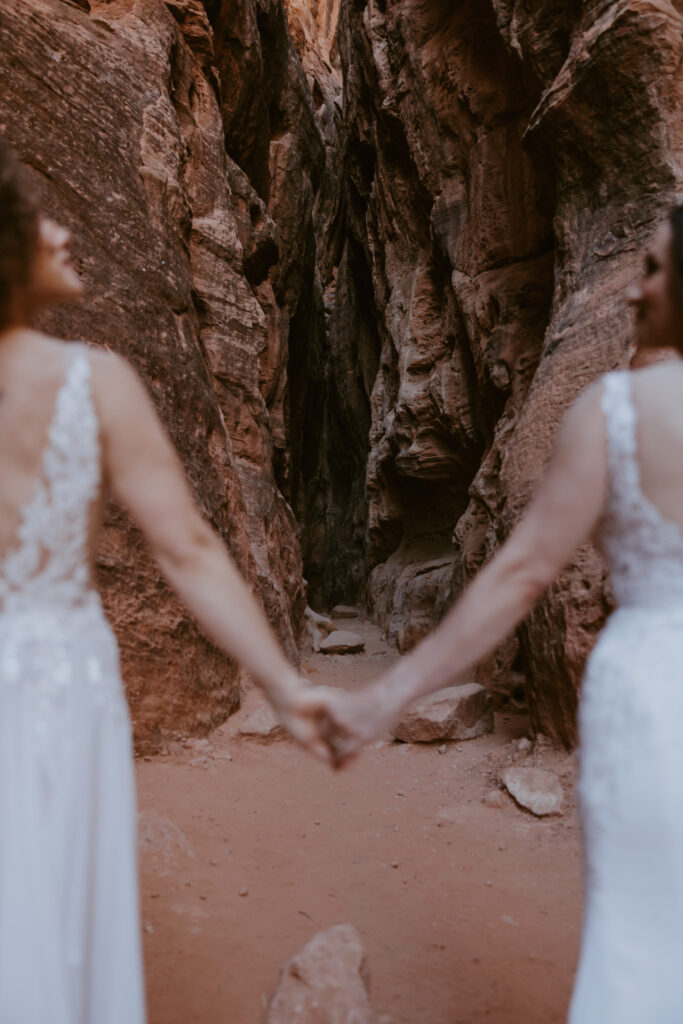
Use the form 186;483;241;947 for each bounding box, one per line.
238;703;288;743
501;766;564;817
319;630;365;654
267;923;375;1023
482;789;511;809
331;605;360;618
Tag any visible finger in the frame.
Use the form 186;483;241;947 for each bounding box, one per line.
326;730;360;769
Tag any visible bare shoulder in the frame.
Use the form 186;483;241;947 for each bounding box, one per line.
558;377;605;444
630;358;683;393
87;346;138;384
87;347;150;415
628;360;683;424
14;331;72;374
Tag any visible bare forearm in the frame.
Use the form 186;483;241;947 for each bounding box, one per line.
157;530;299;709
379;553;544;716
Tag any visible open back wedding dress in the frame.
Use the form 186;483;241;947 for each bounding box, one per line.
0;346;145;1023
570;370;683;1022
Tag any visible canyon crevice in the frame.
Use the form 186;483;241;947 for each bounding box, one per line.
2;0;682;747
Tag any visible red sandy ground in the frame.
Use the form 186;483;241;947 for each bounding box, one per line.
137;619;582;1024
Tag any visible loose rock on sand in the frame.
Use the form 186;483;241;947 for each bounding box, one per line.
393;684;493;743
320;630;366;655
237;702;288;744
501;766;564;817
331;605;360;619
267;923;375;1024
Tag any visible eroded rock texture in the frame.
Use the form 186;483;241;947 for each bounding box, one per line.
334;0;683;744
3;0;683;749
0;0;306;750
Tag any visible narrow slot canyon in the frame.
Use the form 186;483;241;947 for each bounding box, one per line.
2;0;683;1021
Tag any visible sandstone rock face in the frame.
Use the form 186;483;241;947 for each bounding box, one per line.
393;684;494;744
4;0;683;752
0;0;305;750
206;0;371;614
335;0;683;744
267;923;375;1024
305;605;336;651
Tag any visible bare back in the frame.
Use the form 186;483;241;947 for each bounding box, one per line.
0;331;103;606
631;361;683;534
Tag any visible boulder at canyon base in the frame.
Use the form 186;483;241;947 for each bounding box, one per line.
393;684;493;743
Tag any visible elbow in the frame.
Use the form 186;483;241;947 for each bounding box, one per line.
151;517;216;579
499;551;553;609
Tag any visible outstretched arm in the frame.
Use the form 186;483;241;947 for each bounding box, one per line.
326;382;609;759
92;351;329;759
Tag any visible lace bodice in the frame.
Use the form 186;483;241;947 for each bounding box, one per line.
574;371;683;1022
597;370;683;609
0;347;100;614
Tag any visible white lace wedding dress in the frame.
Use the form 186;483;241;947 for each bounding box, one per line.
569;370;683;1023
0;348;145;1023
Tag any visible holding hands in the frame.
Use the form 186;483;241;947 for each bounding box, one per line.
277;674;405;768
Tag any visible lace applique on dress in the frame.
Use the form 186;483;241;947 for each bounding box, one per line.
570;368;683;1021
597;370;683;609
0;347;100;613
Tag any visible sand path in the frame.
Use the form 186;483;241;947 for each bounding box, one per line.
138;617;582;1023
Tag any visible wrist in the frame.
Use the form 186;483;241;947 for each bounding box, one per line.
381;661;418;713
266;669;305;712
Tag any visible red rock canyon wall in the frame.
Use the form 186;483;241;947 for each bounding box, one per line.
2;0;683;747
0;0;307;750
333;0;683;744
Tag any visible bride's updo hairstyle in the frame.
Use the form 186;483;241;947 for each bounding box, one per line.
0;140;39;330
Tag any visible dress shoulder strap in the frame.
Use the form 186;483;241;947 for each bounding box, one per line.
43;345;100;498
600;370;639;506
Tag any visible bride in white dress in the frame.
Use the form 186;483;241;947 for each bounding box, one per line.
324;210;683;1021
0;142;332;1023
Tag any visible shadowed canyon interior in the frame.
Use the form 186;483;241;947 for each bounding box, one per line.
1;0;682;748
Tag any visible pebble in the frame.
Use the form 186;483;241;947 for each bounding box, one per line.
482;789;509;809
330;604;360;619
501;765;564;817
319;630;366;655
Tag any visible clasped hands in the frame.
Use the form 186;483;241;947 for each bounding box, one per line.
277;679;397;768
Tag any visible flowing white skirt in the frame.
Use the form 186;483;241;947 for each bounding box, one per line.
0;600;145;1024
570;605;683;1023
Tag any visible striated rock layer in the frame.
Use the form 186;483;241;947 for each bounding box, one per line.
334;0;683;744
0;0;306;750
3;0;683;749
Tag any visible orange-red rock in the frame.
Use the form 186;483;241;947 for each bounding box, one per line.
5;0;683;752
0;0;305;750
336;0;683;745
